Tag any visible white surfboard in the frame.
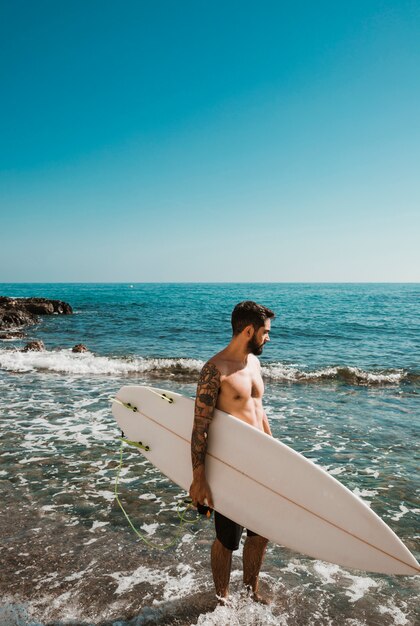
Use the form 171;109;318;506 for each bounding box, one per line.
111;385;419;575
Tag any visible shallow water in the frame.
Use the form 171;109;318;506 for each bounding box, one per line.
0;283;419;625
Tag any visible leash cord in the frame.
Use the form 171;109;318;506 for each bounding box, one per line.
114;438;199;550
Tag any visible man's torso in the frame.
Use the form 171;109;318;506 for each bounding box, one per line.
209;352;264;431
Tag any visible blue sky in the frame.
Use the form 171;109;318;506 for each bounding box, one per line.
1;0;419;282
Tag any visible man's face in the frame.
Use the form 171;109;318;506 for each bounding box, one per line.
247;320;271;355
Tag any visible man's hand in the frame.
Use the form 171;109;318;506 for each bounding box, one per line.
189;467;214;509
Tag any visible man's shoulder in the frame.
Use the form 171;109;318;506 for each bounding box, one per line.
204;350;226;370
198;359;222;382
248;353;261;368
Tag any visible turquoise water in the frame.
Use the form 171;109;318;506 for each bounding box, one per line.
0;283;419;625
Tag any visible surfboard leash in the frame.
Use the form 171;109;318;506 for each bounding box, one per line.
114;436;201;551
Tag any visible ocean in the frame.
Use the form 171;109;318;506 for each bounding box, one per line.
0;283;419;626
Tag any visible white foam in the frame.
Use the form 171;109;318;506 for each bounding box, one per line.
19;456;48;464
262;363;305;382
109;563;197;598
96;490;115;503
328;466;346;476
0;348;203;376
345;573;379;603
351;487;379;507
191;590;284;626
390;504;420;522
141;522;159;536
162;563;196;601
41;505;57;513
280;559;310;575
90;521;109;532
364;468;380;479
310;443;324;452
0;347;407;385
109;565;163;594
51;590;73;609
378;601;409;625
262;363;341;382
313;562;341;584
139;493;157;500
305;561;380;604
261;363;406;385
64;571;86;583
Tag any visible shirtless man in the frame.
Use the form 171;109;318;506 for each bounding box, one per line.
189;300;275;602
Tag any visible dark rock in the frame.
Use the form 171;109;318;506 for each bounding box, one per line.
72;344;88;353
0;306;37;329
24;298;72;315
0;297;73;331
24;301;55;315
0;330;26;339
0;297;72;316
22;340;45;352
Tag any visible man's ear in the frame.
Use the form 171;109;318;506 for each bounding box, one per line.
244;324;254;338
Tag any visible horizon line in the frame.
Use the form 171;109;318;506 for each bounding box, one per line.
1;281;419;286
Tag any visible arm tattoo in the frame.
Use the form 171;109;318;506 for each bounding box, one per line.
191;362;221;470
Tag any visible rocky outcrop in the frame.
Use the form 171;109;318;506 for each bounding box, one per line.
22;340;45;352
0;297;73;331
0;306;37;330
0;330;26;339
72;344;88;353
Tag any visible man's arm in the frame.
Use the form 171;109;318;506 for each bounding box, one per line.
189;361;221;508
262;410;272;436
257;358;272;437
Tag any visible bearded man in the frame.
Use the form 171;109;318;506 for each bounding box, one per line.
189;300;275;602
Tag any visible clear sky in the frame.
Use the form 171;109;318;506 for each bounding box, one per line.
1;0;419;282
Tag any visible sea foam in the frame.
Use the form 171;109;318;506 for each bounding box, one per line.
0;347;414;386
0;348;203;377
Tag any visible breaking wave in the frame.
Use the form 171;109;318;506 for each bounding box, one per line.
261;363;419;386
0;348;203;379
0;348;418;386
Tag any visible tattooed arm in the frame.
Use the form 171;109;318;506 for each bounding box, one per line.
189;361;221;508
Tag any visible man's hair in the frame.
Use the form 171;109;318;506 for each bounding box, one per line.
231;301;275;336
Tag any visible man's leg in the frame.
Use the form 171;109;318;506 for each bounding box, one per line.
243;533;269;601
213;512;243;600
211;538;232;600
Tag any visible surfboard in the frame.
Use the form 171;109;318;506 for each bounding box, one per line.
111;385;419;575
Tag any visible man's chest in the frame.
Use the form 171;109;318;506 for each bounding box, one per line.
220;368;264;399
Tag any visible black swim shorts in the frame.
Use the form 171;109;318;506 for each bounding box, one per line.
215;511;257;551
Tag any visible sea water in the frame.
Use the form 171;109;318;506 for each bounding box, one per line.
0;283;419;625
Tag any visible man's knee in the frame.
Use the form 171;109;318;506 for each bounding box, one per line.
214;537;235;553
245;533;268;546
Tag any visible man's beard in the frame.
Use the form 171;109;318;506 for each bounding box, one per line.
247;334;264;355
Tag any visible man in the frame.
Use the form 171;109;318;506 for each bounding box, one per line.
189;300;275;602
